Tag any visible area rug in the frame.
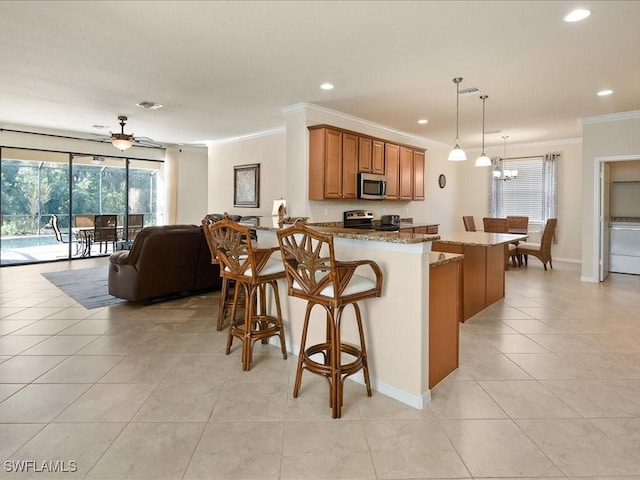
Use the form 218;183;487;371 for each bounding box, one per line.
42;267;126;309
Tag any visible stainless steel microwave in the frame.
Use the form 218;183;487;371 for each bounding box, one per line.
358;172;387;200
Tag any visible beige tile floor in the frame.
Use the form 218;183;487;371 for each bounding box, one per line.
1;257;640;479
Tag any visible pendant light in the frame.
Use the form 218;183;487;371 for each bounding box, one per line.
493;135;518;180
447;77;467;161
475;95;491;166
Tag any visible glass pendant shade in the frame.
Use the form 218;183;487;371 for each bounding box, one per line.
112;135;133;151
474;154;491;166
448;143;467;161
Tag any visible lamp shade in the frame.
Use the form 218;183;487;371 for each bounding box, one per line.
474;154;492;167
448;144;467;161
112;134;133;151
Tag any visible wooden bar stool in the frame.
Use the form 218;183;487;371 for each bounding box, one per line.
202;214;254;331
277;219;383;418
206;218;287;371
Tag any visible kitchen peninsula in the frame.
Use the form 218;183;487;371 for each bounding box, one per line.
433;231;528;321
243;217;458;409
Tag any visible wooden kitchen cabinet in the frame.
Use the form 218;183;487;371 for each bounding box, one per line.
386;144;425;201
309;124;424;201
309;126;357;200
429;256;461;388
358;137;385;175
399;146;414;200
385;143;400;199
413;149;425;200
342;133;358;199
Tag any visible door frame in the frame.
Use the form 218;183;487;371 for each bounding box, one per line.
593;155;640;282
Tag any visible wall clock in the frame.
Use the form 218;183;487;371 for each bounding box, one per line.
438;174;446;189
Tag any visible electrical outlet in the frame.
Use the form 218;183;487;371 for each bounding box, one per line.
382;207;387;214
324;208;329;216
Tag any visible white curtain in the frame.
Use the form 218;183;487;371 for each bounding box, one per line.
165;147;179;224
489;157;503;217
543;152;559;243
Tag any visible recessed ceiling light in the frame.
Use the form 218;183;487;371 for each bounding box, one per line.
417;119;428;125
136;101;163;110
320;83;334;90
564;8;591;22
597;89;613;96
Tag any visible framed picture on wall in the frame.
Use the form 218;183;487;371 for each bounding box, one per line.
233;163;260;208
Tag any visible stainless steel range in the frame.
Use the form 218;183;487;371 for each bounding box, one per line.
343;210;374;229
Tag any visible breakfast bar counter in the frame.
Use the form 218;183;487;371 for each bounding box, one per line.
433;231;527;321
243;217;446;409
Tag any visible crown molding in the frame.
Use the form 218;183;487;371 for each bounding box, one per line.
282;102;450;150
207;126;286;146
581;110;640;125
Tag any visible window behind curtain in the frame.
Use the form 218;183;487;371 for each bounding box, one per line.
491;154;558;233
502;157;544;224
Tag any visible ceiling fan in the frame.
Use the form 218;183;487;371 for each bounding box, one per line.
107;116;163;150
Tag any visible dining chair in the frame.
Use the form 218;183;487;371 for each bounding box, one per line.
127;214;144;241
462;216;477;232
507;216;529;233
517;218;558;270
93;214;118;254
483;217;520;268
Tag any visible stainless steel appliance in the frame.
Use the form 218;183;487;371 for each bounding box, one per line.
358;173;386;200
343;210;374;229
377;214;400;231
610;220;640;275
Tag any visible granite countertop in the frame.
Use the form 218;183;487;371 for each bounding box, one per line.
429;251;463;266
433;231;527;247
240;217;440;244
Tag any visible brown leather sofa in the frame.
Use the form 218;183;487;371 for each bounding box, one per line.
108;224;221;302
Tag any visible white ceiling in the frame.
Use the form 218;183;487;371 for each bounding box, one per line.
1;1;639;149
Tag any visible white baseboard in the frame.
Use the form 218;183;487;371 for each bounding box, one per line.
555;256;581;264
580;275;598;282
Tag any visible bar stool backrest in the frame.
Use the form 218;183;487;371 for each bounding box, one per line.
206;218;265;283
277;219;382;307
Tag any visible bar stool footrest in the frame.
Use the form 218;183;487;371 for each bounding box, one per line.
302;342;364;379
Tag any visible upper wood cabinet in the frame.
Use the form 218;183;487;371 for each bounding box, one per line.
413;149;425;200
385;143;400;199
359;137;385;174
309;124;425;201
309;127;357;200
387;143;425;201
399;146;414;200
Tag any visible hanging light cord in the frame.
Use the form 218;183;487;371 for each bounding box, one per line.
480;95;488;154
455;78;461;143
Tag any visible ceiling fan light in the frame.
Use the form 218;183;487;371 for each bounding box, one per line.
475;154;492;167
112;135;133;151
448;144;467;161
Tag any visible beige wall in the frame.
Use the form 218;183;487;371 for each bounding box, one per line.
457;139;583;262
581;112;640;282
207;131;287;217
176;146;209;225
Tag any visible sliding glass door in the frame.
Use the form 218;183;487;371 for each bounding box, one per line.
1;147;163;266
0;148;71;264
